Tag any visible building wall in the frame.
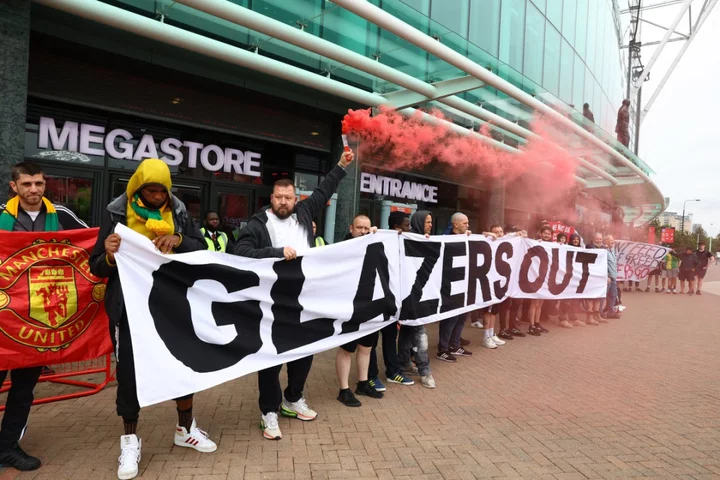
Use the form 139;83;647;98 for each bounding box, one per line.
659;212;693;233
400;0;625;135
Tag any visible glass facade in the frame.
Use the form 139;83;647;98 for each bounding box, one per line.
106;0;647;172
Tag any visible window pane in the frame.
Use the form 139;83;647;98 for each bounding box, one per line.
543;24;561;96
546;0;562;29
531;0;546;12
44;176;93;225
573;54;584;108
584;66;594;113
430;0;469;38
469;0;501;57
524;4;545;84
562;0;576;46
575;0;588;59
585;0;597;71
499;0;526;72
402;0;430;14
559;39;574;104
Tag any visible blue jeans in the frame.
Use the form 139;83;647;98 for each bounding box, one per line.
437;314;466;352
607;279;618;314
398;325;431;376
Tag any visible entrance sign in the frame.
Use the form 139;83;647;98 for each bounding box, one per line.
360;172;438;203
37;117;262;176
114;226;607;407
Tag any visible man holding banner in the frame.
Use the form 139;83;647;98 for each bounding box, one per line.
90;159;217;480
0;162;86;472
234;150;354;440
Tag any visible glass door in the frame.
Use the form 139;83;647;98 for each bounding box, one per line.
40;165;101;227
211;186;254;240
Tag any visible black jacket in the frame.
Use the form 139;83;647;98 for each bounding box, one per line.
234;165;347;258
0;203;88;231
89;193;205;329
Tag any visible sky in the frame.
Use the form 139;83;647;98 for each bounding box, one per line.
636;2;720;236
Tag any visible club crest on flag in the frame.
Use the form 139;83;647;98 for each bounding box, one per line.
0;239;106;352
29;266;78;328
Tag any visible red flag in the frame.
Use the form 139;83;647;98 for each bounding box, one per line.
647;226;656;244
0;228;112;370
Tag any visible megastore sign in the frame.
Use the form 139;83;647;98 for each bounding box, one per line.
36;117;262;176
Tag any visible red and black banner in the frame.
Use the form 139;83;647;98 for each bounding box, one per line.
0;228;112;370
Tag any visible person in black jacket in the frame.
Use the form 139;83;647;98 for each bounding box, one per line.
0;162;86;472
234;150;354;441
89;159;216;480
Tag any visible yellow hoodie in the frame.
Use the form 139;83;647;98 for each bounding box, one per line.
126;158;175;240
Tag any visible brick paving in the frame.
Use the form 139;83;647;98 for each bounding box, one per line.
3;269;720;479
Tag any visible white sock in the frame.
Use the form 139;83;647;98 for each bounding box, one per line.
490;328;494;337
484;329;490;339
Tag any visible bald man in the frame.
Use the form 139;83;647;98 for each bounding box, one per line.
436;212;473;362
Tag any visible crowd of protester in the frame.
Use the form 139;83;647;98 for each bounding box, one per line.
0;155;714;480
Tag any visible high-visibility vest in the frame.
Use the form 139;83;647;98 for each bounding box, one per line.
315;236;326;247
201;228;228;252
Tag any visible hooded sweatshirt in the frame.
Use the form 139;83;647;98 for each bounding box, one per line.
89;158;205;329
410;210;431;235
125;159;175;240
569;232;582;247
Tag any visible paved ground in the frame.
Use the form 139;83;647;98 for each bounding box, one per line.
2;268;720;480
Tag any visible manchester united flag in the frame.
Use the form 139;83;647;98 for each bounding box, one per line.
0;228;111;370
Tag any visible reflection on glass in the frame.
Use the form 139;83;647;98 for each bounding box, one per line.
44;176;92;225
218;192;250;234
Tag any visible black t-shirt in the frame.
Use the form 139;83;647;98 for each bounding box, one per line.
679;253;700;271
696;250;713;268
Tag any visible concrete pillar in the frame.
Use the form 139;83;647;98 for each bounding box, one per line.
484;181;505;228
0;0;31;202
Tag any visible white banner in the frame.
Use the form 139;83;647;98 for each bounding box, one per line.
614;241;670;282
114;225;607;407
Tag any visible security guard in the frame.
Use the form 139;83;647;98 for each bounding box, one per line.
200;211;232;252
312;221;327;247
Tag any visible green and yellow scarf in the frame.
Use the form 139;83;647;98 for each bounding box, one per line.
0;196;59;232
127;193;174;239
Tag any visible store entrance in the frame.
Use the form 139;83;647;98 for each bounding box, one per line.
209;185;255;241
109;174;205;225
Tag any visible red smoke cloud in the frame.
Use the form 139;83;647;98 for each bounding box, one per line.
342;106;659;240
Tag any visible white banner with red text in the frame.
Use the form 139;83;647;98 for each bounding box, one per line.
113;225;607;407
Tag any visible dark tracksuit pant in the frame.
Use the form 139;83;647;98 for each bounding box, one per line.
438;313;467;352
368;322;401;379
114;312;192;421
258;356;313;415
0;367;43;451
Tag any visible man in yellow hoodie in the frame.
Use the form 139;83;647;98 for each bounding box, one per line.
89;159;215;480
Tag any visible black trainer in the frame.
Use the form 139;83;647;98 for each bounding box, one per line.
0;444;41;471
436;351;457;363
450;347;473;357
498;329;514;340
528;325;541;336
337;388;361;407
537;324;549;333
510;328;526;337
356;381;384;399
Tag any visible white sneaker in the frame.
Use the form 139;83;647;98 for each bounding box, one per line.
118;434;141;480
420;374;436;389
281;396;317;421
482;338;497;349
559;320;573;328
261;412;282;440
491;335;506;346
471;321;484;328
174;419;217;452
